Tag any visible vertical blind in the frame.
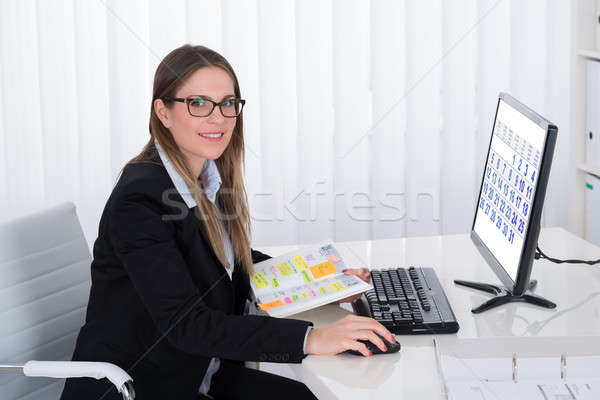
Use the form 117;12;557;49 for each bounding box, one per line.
0;0;571;247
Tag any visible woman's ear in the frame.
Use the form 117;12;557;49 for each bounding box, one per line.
154;98;173;128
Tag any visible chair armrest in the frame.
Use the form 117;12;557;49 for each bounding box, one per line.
1;361;135;399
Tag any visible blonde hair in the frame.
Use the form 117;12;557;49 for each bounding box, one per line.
129;44;253;274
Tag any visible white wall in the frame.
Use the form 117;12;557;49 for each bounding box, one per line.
0;0;576;248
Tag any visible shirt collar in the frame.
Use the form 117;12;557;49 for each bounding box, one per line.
155;140;222;207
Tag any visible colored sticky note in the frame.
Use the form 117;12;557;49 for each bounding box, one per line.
291;256;309;271
277;262;294;276
272;278;280;288
284;297;292;304
309;290;317;297
301;292;308;299
301;270;312;283
329;281;346;292
292;295;299;302
319;287;328;294
251;272;269;289
310;260;337;279
258;299;284;311
327;255;341;263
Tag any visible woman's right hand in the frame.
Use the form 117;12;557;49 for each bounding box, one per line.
304;315;396;357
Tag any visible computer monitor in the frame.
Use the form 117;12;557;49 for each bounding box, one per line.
455;93;558;313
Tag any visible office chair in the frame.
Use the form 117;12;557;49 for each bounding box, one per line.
0;203;135;399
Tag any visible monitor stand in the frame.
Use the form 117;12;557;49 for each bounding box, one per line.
453;279;557;313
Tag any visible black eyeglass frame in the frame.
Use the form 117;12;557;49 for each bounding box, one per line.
162;96;245;118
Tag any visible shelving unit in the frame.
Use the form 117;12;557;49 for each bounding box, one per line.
570;0;599;242
564;1;598;238
577;8;599;244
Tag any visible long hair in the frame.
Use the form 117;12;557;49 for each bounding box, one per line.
129;44;253;274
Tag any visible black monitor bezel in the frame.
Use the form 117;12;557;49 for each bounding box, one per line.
470;92;558;296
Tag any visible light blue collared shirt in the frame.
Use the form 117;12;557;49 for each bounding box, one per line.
155;140;234;274
155;141;310;397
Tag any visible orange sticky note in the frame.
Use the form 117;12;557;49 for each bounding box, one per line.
309;260;337;279
258;299;284;310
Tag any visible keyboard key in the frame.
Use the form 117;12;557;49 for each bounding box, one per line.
377;318;394;327
394;316;413;325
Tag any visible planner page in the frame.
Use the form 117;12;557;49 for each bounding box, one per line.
250;243;372;317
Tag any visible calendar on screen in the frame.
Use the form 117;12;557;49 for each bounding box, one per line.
473;100;547;282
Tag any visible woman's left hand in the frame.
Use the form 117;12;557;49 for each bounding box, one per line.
336;268;371;303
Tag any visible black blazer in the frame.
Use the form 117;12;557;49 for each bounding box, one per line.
60;159;313;400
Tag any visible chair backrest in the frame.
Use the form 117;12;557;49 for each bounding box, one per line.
0;202;92;399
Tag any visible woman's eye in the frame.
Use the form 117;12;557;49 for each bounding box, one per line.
190;99;205;107
221;100;234;107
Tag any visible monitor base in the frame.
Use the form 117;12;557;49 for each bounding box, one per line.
454;279;556;314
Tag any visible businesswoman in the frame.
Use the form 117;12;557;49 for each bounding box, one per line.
60;44;395;400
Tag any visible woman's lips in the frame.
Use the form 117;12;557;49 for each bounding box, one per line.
198;132;224;142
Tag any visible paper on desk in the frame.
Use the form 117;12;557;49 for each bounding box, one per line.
441;354;600;400
442;355;576;382
447;380;600;400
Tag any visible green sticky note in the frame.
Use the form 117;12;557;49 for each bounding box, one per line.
586;183;594;190
301;270;312;283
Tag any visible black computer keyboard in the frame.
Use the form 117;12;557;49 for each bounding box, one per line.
352;267;459;334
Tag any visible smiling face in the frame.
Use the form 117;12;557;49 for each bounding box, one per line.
154;66;237;178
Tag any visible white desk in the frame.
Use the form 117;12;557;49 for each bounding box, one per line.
257;228;600;399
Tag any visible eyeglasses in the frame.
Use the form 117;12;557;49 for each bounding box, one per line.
163;96;245;118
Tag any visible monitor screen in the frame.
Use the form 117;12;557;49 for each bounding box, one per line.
473;99;547;283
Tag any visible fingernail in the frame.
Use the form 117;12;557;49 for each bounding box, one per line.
342;269;347;272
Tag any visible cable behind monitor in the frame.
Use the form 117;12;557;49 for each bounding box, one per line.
535;245;600;266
